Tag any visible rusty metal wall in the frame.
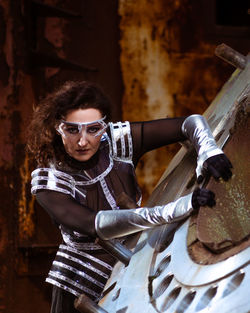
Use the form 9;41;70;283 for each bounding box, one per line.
118;0;249;200
0;1;122;312
0;0;249;312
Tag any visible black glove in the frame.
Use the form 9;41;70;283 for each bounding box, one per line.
197;154;233;183
192;188;216;210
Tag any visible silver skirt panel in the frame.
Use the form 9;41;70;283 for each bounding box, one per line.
46;244;113;301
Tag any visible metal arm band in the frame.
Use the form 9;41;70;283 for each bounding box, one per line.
95;193;193;240
181;114;223;178
109;121;133;163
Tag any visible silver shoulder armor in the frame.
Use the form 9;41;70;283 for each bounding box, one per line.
108;121;133;163
31;168;75;197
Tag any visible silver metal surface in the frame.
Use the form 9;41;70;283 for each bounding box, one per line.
98;49;250;313
172;221;250;286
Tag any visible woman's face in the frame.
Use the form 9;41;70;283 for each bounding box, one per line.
59;108;105;162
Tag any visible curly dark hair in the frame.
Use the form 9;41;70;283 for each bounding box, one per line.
27;81;112;166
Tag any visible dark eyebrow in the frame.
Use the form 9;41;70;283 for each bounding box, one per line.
87;123;101;127
65;123;79;127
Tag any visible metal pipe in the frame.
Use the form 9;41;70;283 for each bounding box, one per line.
97;238;133;266
74;294;108;313
215;44;247;69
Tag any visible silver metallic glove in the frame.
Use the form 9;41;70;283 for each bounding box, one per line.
95;193;193;240
181;114;223;180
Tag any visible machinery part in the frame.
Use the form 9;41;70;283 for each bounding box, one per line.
97;239;132;266
98;45;250;313
74;294;108;313
215;44;247;69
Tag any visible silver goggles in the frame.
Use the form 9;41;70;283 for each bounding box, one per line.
57;116;107;140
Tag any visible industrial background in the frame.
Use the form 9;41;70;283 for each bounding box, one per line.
0;1;249;312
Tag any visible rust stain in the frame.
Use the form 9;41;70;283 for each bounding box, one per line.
18;153;35;241
197;111;250;252
0;214;7;255
119;0;230;200
44;11;68;79
0;0;17;168
45;17;66;49
188;109;250;264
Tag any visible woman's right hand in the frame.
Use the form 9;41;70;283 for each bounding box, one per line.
191;188;216;210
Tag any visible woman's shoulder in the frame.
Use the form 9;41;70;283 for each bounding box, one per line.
31;164;75;197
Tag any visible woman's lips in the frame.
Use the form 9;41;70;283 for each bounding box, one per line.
76;149;89;154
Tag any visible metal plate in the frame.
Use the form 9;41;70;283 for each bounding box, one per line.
99;55;250;313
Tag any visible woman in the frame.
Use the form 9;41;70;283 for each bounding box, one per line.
28;81;232;313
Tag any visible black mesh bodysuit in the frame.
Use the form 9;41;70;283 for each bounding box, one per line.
31;117;185;311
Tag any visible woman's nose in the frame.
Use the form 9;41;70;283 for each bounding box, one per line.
78;133;88;146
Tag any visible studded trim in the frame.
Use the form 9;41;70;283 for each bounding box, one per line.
100;178;118;210
61;230;102;250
